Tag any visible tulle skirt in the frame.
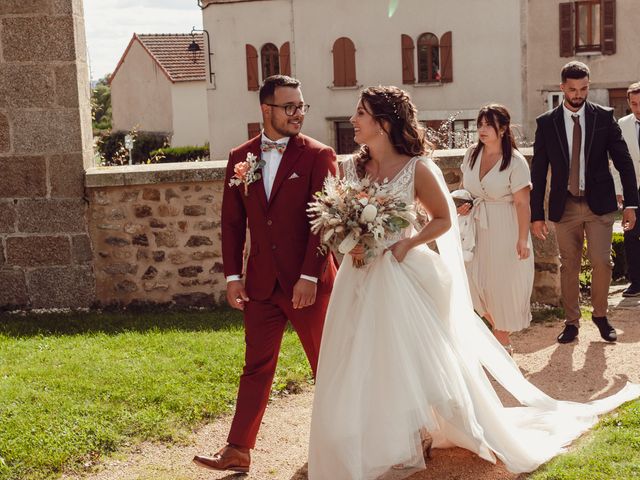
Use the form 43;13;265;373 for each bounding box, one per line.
308;245;639;480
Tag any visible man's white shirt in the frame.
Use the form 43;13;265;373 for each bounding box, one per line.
261;132;289;200
563;103;586;192
613;114;640;205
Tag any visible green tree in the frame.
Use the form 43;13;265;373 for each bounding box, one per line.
91;74;112;132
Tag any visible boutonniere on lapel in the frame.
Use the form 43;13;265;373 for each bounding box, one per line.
229;152;266;196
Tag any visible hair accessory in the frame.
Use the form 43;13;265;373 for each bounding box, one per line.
381;91;401;121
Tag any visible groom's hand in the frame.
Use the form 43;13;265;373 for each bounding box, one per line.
622;208;636;231
227;280;249;311
531;220;549;240
292;278;317;309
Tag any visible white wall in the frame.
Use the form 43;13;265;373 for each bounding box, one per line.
204;0;525;158
111;40;173;134
171;81;209;147
526;0;640;134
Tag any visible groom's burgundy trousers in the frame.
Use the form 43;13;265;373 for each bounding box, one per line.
227;280;332;448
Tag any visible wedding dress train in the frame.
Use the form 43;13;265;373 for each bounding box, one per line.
307;156;639;479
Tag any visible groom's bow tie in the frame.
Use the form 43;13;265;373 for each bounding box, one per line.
261;141;287;154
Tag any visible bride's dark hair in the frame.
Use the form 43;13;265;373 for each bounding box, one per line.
353;86;433;178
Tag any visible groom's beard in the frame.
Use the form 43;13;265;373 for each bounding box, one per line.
564;95;587;110
271;116;304;138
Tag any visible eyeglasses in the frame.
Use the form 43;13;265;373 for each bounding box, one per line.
266;103;310;116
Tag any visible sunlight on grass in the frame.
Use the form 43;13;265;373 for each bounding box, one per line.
0;309;311;480
529;400;640;480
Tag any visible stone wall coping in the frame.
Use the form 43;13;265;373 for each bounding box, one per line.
85;160;228;187
85;148;534;188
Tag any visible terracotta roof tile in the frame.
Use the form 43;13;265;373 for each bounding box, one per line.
137;33;206;82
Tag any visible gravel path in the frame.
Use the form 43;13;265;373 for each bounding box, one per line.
65;287;640;480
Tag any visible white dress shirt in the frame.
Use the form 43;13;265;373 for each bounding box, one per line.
226;132;317;284
260;132;289;200
563;102;586;192
611;114;639;209
628;119;639;209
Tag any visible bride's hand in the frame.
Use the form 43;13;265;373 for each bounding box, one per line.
349;243;365;261
388;238;413;263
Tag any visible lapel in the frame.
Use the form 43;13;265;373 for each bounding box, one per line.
268;134;305;207
551;105;570;168
245;136;268;212
584;101;597;164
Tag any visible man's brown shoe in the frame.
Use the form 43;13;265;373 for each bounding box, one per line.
193;445;250;473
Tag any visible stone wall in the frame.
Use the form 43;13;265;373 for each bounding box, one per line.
0;0;96;309
85;148;561;308
86;161;227;307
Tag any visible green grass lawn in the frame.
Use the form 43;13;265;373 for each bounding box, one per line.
529;400;640;480
527;306;640;479
0;307;638;480
0;309;311;480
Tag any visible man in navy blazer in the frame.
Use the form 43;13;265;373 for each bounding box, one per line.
531;61;638;344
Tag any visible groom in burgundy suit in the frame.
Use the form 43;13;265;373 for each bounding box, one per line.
193;75;337;473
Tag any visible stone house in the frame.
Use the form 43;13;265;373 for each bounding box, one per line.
524;0;638;134
199;0;529;158
110;33;210;147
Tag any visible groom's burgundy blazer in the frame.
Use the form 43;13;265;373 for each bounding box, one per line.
221;133;337;300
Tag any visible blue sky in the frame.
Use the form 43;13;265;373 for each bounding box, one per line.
83;0;203;81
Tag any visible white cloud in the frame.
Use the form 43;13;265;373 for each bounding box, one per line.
83;0;203;80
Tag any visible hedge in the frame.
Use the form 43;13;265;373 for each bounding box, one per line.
96;131;169;166
149;145;210;163
612;232;627;281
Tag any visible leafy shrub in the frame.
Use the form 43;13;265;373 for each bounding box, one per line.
149;144;210;163
580;232;628;292
95;130;169;166
612;232;627;281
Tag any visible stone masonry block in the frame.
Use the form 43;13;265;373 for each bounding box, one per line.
0;270;28;309
0;0;52;15
1;17;75;62
54;64;79;108
6;235;71;267
142;188;160;201
12;110;82;154
50;153;85;197
178;266;203;277
52;0;83;15
154;231;177;248
0;113;10;153
27;265;95;308
184;205;206;216
0;64;55;109
71;234;92;263
134;205;152;218
0;156;47;198
17;199;86;233
186;235;213;247
0;202;16;233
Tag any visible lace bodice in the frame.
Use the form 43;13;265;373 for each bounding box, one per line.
343;156;421;246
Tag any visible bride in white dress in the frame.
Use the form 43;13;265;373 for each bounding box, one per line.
307;86;640;480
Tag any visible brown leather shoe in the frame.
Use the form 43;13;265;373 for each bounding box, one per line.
421;429;433;461
193;445;250;473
